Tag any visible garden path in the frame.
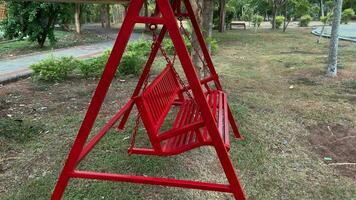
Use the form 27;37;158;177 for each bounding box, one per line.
0;32;144;83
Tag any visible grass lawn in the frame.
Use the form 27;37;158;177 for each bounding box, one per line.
0;30;109;59
0;28;356;199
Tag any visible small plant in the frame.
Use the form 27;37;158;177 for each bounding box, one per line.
163;39;175;55
118;51;145;75
271;16;285;29
79;49;111;77
126;37;151;56
300;15;312;27
320;16;328;24
31;56;78;81
0;118;44;143
78;38;151;78
252;15;264;27
342;8;355;24
206;37;219;54
163;37;192;55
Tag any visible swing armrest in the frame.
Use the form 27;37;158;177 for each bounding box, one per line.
179;75;217;93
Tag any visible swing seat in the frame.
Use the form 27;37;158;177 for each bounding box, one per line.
132;65;230;156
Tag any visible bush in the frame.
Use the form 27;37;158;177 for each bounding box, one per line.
119;51;145;75
163;37;192;55
77;50;110;78
126;37;151;56
342;8;355;24
78;39;151;78
31;56;79;81
300;15;312;27
252;15;264;27
271;16;285;29
206;37;219;54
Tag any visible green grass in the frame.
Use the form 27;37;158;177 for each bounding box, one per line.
1;28;356;199
0;30;107;59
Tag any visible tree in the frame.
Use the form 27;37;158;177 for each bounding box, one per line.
268;0;288;30
219;0;226;32
100;4;111;29
327;0;343;77
282;0;313;31
191;0;203;74
1;1;70;48
202;0;214;50
74;3;81;34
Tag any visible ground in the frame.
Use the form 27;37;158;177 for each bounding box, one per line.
0;28;356;199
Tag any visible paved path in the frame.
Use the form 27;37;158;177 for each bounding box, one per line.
0;32;145;83
312;23;356;42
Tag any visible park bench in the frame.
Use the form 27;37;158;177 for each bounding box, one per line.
230;21;247;30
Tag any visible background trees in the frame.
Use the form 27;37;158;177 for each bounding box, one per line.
1;2;72;47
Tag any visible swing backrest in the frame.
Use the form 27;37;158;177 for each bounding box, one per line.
136;65;181;136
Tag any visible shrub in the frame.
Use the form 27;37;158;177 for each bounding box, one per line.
320;16;328;24
126;37;151;56
79;49;111;77
78;39;151;78
300;15;312;27
252;15;264;27
118;51;145;75
31;56;78;81
163;37;192;55
206;37;219;54
342;8;355;24
271;16;285;29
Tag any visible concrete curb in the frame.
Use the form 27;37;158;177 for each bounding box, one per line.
0;51;104;85
0;68;32;84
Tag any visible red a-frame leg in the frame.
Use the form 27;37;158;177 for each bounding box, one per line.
51;1;145;199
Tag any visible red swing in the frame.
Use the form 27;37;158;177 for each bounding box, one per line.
52;0;246;199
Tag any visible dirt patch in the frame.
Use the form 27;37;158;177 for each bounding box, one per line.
309;124;356;179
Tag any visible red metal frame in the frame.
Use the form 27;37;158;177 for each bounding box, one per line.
51;0;246;199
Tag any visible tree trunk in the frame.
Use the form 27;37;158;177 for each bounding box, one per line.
202;0;214;50
283;5;290;32
101;4;111;29
106;5;111;29
201;0;214;76
74;3;81;34
37;13;56;48
272;4;277;30
321;0;325;17
219;0;226;32
191;0;203;76
144;0;149;31
327;0;343;77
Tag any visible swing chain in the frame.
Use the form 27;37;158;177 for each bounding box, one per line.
158;35;197;105
178;19;209;72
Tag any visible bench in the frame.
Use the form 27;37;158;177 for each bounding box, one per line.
133;65;230;156
230;22;247;30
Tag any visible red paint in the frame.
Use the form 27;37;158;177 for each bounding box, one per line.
51;1;246;199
